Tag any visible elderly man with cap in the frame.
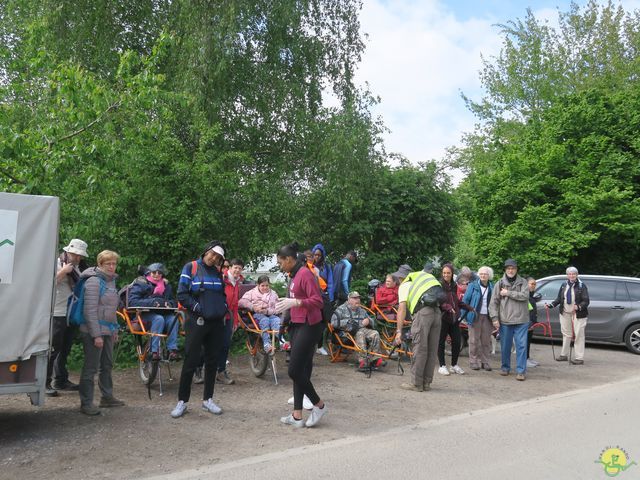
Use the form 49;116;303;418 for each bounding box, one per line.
331;291;385;371
488;259;530;380
394;262;443;392
47;238;89;396
171;241;228;418
128;262;179;361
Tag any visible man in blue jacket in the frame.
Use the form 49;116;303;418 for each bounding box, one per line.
331;251;357;307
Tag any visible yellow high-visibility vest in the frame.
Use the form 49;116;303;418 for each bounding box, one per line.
404;271;441;314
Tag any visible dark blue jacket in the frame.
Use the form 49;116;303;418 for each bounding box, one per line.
460;279;493;326
128;277;177;308
177;259;227;321
312;243;334;301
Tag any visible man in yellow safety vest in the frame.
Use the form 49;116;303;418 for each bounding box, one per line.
394;262;443;392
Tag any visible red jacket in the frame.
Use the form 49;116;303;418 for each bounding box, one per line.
224;273;244;327
288;264;323;325
375;285;398;306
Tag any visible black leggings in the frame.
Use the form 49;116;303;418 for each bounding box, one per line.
438;319;461;367
178;316;224;403
288;321;324;410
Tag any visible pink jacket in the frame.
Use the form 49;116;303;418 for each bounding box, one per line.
238;286;279;315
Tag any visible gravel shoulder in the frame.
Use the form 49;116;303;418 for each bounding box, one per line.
1;342;637;479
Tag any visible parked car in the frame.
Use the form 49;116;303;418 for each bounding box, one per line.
533;275;640;354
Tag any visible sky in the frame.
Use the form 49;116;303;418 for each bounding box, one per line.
353;0;640;176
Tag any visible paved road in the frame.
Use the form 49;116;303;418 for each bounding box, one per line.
146;375;640;480
145;377;640;480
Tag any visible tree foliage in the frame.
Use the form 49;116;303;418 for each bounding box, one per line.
454;1;640;277
0;1;458;283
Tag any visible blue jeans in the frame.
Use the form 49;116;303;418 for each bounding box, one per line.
141;312;179;353
255;313;281;348
500;323;529;374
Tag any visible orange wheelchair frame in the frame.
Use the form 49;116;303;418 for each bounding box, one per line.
116;307;184;398
236;307;284;384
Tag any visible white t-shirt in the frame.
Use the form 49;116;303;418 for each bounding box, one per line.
398;281;411;303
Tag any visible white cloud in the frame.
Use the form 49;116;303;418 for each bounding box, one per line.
356;0;502;167
352;0;640;179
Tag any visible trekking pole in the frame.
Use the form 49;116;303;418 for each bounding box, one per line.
569;312;576;365
545;306;556;360
270;329;278;385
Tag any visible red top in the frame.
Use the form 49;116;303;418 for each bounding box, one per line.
224;273;244;327
288;265;323;325
375;285;399;306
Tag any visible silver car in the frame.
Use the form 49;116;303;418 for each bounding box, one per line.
534;274;640;354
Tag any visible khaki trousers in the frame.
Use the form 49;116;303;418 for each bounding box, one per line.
560;311;587;360
468;314;493;367
410;306;441;388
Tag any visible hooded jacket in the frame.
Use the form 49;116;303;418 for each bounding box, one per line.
312;243;334;301
238;285;279;315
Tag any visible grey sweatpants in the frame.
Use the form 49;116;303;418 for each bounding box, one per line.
410;306;441;388
79;333;114;407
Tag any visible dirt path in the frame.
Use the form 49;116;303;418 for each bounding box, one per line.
1;343;637;480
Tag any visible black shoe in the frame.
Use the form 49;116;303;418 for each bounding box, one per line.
52;380;79;391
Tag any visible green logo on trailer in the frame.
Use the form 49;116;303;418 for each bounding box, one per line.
0;239;14;248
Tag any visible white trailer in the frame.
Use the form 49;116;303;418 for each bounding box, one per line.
0;192;59;405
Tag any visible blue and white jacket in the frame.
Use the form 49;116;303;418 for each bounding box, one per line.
177;259;227;321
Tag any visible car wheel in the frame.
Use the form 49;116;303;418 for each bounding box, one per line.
624;324;640;355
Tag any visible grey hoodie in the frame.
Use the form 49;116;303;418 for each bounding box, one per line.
79;267;119;338
488;274;529;325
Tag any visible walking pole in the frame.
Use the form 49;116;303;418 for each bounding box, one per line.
545;306;556;360
270;329;278;385
569;312;576;365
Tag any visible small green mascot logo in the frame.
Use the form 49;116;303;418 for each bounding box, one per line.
595;447;637;477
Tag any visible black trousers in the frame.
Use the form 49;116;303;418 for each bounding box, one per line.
288;321;323;410
438;318;461;367
47;316;75;386
178;316;224;403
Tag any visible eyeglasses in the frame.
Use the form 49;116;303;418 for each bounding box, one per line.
150;271;163;275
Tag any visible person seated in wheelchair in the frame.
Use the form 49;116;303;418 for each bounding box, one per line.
128;262;180;361
238;275;281;354
331;291;385;371
374;274;399;318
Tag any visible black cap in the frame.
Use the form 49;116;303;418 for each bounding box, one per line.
504;258;518;268
423;261;435;273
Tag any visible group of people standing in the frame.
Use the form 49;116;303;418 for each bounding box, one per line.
50;236;589;426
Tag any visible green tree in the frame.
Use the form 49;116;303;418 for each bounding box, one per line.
453;2;640;277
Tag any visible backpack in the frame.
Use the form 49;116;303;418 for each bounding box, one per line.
67;276;106;326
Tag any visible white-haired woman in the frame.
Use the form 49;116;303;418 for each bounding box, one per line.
546;267;590;364
460;266;494;371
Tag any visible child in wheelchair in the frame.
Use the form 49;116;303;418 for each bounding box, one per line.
238;275;281;354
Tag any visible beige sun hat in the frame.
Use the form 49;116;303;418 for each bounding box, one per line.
63;239;88;257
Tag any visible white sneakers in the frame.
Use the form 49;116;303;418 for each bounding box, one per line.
280;414;304;428
316;347;329;356
527;358;539;368
287;395;314;410
281;400;328;428
171;400;187;418
305;404;327;428
202;398;223;415
171;398;223;417
439;365;465;375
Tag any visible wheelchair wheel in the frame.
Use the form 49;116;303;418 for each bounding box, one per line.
249;350;268;377
138;338;158;385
